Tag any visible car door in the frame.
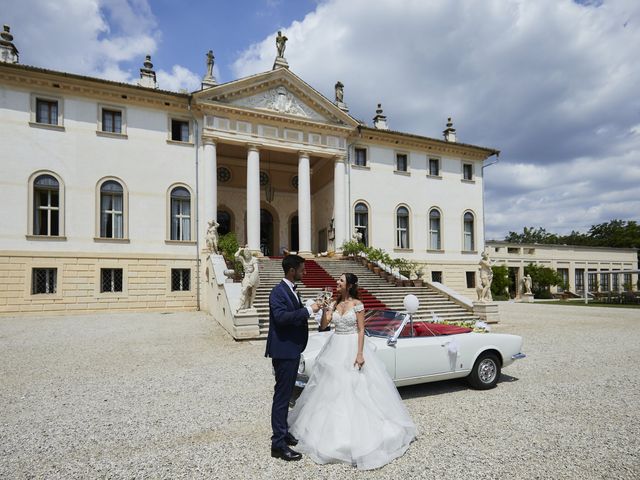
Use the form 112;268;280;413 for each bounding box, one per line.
394;335;454;380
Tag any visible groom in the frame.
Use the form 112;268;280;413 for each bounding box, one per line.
265;254;320;461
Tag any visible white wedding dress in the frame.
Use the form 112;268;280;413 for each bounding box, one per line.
288;304;416;470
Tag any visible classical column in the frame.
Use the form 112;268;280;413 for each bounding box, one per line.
298;151;312;256
246;145;261;253
333;155;346;251
203;140;217;240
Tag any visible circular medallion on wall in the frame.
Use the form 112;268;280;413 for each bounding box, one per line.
260;171;269;186
292;175;298;190
217;166;231;183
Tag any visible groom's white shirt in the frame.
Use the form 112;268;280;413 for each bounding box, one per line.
283;278;313;316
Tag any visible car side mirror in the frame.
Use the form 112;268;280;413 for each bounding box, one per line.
387;337;397;347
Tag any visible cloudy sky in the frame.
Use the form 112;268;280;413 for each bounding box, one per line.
3;0;639;240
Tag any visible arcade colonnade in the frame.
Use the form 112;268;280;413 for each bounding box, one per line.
202;138;347;256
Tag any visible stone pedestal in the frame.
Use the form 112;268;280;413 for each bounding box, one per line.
273;56;289;69
233;309;260;339
517;293;534;303
473;301;500;324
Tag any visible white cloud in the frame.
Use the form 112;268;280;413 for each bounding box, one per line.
3;0;199;90
157;65;201;92
234;0;640;238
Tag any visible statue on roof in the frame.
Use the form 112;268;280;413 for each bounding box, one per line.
206;50;215;78
276;31;288;58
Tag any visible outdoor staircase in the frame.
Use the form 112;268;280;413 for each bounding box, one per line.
253;256;479;338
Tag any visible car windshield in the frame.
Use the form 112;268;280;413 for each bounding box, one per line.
364;310;408;337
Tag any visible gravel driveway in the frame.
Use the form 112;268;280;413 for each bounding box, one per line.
1;303;638;479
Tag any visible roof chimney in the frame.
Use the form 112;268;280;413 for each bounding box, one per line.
443;117;457;142
0;25;19;64
373;103;388;130
138;55;158;89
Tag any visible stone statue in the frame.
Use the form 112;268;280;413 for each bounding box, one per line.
205;50;215;78
522;274;532;295
476;250;494;302
276;31;287;57
235;245;260;312
352;229;363;243
205;220;220;254
335;81;344;103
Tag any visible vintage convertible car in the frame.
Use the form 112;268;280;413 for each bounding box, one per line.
296;309;525;390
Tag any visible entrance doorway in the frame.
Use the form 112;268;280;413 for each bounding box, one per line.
290;215;299;252
260;209;274;256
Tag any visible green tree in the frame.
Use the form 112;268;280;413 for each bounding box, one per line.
524;263;564;299
218;232;243;274
504;226;559;244
491;264;510;300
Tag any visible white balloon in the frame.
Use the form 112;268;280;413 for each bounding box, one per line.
403;294;419;314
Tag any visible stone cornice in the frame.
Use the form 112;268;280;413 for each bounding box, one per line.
199;102;354;135
356;126;500;161
202;131;344;159
0;62;190;112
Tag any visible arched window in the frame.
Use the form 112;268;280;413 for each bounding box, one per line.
33;174;60;236
170;187;191;241
396;206;410;249
100;180;124;238
463;212;475;251
429;208;441;250
354;202;369;246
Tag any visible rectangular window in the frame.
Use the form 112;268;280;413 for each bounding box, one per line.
575;268;585;291
171;268;190;291
623;273;632;291
557;268;569;292
32;268;57;294
612;272;619;291
171;119;190;142
431;271;442;283
588;269;597;291
101;268;123;293
466;271;476;288
102;109;122;134
600;270;610;291
463;163;473;180
429;158;440;176
507;247;520;254
36;99;58;125
396;153;408;172
354;148;367;167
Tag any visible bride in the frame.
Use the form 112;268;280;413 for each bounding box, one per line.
288;273;416;470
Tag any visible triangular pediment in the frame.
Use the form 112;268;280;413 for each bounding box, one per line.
227;86;327;121
193;68;358;127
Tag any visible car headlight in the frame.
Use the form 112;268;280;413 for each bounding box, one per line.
298;356;305;374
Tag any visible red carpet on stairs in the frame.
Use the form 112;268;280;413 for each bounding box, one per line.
300;260;387;311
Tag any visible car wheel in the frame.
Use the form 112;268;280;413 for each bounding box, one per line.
468;352;501;390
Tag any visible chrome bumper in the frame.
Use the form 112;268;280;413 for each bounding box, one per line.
295;374;309;389
511;352;526;360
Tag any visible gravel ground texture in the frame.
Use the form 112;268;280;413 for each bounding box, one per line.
1;303;639;479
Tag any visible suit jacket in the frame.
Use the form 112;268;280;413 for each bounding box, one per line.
265;280;310;359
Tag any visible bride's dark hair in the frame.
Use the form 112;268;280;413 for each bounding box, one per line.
336;272;360;305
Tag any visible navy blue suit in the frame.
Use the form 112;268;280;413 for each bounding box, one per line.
265;280;310;449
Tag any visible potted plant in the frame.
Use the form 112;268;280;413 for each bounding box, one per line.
412;264;425;287
394;258;411;286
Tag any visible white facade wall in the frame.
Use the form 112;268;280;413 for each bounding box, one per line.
1;60;498;312
0;85;199;256
349;144;484;261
